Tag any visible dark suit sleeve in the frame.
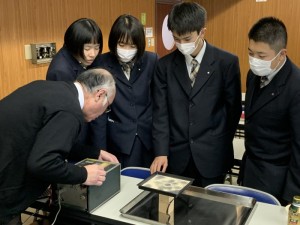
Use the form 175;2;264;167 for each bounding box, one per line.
46;50;78;81
68;141;100;161
26;111;87;184
152;59;170;157
47;69;70;81
46;65;76;81
89;114;107;149
283;91;300;201
223;56;242;138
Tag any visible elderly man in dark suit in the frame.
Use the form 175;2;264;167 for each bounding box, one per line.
0;68;118;224
150;2;242;187
240;17;300;206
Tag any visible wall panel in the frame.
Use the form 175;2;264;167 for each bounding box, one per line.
0;0;155;99
1;0;299;97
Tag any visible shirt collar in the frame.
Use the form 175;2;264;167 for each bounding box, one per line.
185;39;207;65
266;56;287;83
74;82;84;109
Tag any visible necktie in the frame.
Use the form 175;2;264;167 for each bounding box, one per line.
190;59;200;86
120;62;131;80
260;76;268;88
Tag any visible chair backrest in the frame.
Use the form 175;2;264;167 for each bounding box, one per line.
205;184;281;205
121;167;151;179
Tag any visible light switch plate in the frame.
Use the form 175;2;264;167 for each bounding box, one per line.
24;44;32;60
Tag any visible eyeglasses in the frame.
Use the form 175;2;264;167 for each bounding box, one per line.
105;94;111;113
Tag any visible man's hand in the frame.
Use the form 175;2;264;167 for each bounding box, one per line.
83;164;106;186
98;150;119;163
150;156;168;174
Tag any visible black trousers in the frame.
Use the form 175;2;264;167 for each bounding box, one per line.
116;136;154;169
181;157;225;188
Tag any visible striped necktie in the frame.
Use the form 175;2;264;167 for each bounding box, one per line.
120;62;132;80
190;59;200;86
260;76;268;88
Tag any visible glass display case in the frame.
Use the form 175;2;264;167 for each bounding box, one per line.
120;185;256;225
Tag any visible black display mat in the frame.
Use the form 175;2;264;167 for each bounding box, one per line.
138;172;194;197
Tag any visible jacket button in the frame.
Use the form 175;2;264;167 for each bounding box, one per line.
190;139;194;144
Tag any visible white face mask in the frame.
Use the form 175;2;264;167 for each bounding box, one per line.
117;47;137;63
249;51;282;76
175;35;201;56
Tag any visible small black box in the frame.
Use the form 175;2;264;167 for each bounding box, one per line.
58;158;120;213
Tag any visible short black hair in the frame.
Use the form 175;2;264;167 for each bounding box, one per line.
248;17;287;53
168;2;207;36
108;14;145;60
64;18;103;58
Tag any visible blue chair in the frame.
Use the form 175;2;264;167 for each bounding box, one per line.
121;167;151;179
205;184;281;205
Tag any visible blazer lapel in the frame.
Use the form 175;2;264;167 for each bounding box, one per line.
129;59;142;84
246;59;291;118
190;43;215;98
107;56;130;85
244;74;256;116
173;51;193;96
247;82;280;117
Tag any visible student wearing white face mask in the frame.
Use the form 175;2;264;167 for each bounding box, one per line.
93;14;159;168
150;2;242;188
249;50;283;77
239;17;300;206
